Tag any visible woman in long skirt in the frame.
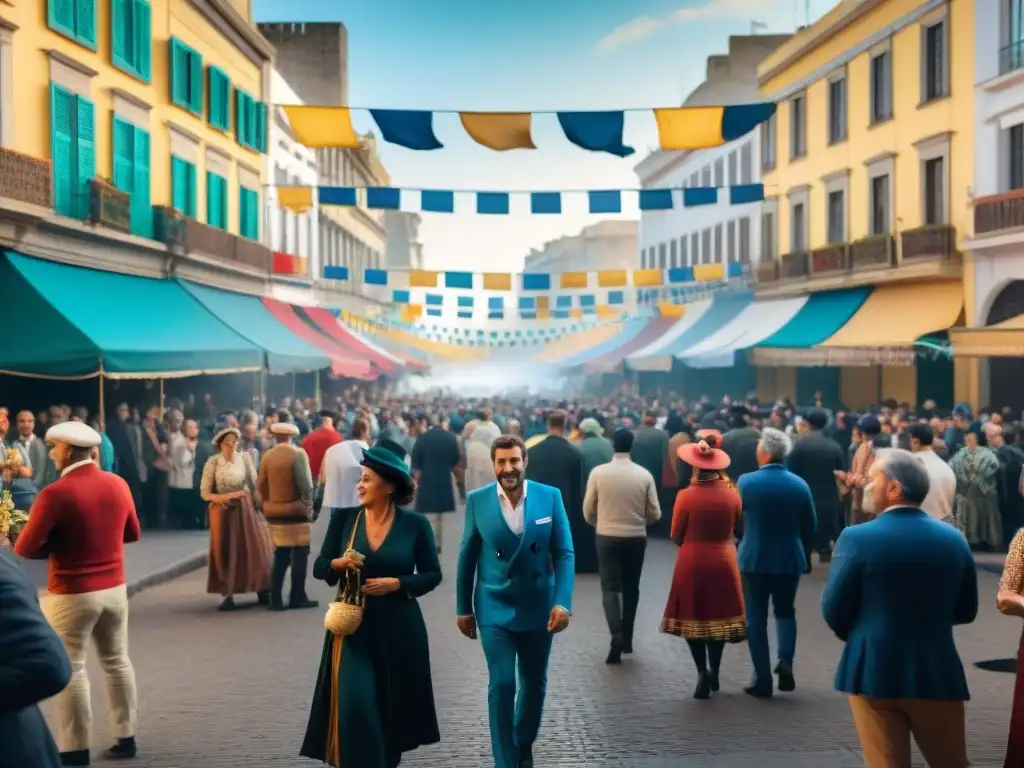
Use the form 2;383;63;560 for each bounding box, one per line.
661;433;746;699
301;445;441;768
998;528;1024;765
199;427;272;610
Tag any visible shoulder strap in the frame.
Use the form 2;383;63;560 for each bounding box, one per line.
346;508;363;551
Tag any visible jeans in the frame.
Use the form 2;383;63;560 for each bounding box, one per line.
595;535;647;645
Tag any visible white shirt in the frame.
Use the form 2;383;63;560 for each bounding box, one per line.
497;480;528;535
61;458;95;477
168;432;195;490
915;450;957;523
322;439;369;509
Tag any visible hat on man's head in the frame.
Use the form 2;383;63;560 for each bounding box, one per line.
806;408;829;430
375;438;408;462
45;421;101;448
578;418;603;437
270;422;300;437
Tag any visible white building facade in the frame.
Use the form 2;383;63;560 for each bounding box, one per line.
523;220;638;274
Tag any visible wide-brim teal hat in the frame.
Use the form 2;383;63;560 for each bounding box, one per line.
360;445;414;493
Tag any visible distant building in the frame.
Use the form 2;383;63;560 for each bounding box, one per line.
523;220;638;274
384;211;425;271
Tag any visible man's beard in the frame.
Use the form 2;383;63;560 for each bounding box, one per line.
862;482;878;514
498;471;523;490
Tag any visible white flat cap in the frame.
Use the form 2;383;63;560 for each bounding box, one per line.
46;421;102;448
270;422;300;437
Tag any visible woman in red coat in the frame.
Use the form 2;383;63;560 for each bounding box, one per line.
661;432;746;699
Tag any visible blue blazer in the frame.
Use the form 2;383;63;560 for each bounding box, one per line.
821;507;978;700
456;481;575;632
737;464;817;575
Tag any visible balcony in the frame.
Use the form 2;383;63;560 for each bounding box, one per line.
974;189;1024;236
755;230;960;296
0;148;52;210
1001;40;1024;77
88;179;130;234
154;206;273;273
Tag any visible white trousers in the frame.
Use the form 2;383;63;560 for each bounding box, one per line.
43;584;138;752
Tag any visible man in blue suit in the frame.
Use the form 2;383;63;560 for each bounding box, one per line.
737;427;816;698
457;434;575;768
822;448;976;768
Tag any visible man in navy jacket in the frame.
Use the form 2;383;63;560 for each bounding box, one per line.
822;448;976;768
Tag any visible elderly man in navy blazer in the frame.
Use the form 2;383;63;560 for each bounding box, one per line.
737;427;817;698
822;448;977;768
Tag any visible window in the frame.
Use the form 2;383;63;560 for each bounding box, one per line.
1005;0;1024;74
208;66;230;131
790;95;807;159
701;229;712;264
690;232;699;263
111;116;152;237
1011;124;1024;190
701;166;711;187
171;155;197;217
827;190;845;244
239;185;259;239
740;143;753;184
111;0;151;81
714;223;723;263
870;50;893;123
871;175;890;235
728;152;738;186
169;38;202;114
235;88;268;152
727;220;736;263
924;157;945;224
761;113;776;171
49;83;94;219
657;243;667;269
922;20;949;102
206;171;227;229
680;236;689;266
714;158;724;187
669;239;678;268
690;172;699;188
48;0;96;48
761;211;775;260
828;75;847;144
739;218;751;262
791;202;806;252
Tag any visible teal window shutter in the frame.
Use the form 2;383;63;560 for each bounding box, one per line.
171;156;187;214
208;67;229;130
239;186;258;239
114;0;151;81
111;0;128;67
50;83;75;217
169;37;200;113
256;102;268;152
185;161;197;218
76;0;97;47
235;89;248;146
188;48;203;114
135;0;151;81
132;128;151;237
207;172;226;229
48;0;75;37
75;96;95;219
206;171;215;226
111;116;134;196
238;185;247;236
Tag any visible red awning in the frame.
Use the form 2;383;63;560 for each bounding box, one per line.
261;298;373;379
301;306;400;374
586;316;678;373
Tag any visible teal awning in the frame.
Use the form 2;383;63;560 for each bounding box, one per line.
0;252;264;378
179;281;330;373
757;288;871;348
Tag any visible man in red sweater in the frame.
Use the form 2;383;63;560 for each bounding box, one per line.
301;409;342;483
15;421;142;766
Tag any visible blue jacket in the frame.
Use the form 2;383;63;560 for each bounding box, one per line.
821;507;978;700
737;464;817;575
456;481;575;632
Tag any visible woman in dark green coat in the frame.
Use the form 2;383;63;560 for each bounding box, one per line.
300;445;441;768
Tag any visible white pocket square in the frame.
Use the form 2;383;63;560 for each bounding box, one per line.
535;516;552;525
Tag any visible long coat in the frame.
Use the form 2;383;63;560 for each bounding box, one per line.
631;426;671;538
411;426;461;514
721;427;760;484
526;435;592;573
786;430;846;548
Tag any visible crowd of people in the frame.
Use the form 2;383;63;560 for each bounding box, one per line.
4;382;1024;768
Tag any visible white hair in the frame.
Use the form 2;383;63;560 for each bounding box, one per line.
758;427;792;464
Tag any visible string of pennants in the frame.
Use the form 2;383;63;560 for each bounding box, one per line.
280;103;776;156
276;184;764;215
341;310;585;339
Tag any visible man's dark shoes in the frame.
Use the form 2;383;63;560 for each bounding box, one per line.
775;661;796;692
605;638;623;665
289;598;319;610
517;743;534;768
104;737;137;760
744;679;773;698
693;671;712;699
60;750;90;766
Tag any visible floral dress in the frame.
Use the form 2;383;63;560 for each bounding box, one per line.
950;446;1003;549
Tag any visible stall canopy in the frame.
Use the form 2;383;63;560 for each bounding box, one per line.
587;315;680;373
949;314;1024;358
558;317;650;368
626;299;713;372
535;322;623;363
300;306;401;374
822;281;963;347
179;281;330;374
261;298;373;378
0;252;263;378
757;288;871;348
680;295;810;368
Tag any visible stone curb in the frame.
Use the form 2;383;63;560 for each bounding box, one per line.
125;550;208;599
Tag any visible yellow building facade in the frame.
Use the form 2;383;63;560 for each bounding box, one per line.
757;0;977;406
3;0;272;239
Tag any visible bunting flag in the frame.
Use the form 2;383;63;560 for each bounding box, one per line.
280;184;764;215
279;103;777;157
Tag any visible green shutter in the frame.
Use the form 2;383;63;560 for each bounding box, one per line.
50;83;75;217
132;128;151;237
207;172;226;229
255;102;268;152
48;0;75;37
185;161;197;218
235;89;246;145
75;96;95;219
239;187;258;239
111;116;134;195
208;67;229;131
169;39;184;105
134;0;151;82
189;49;203;114
76;0;97;47
172;156;187;214
206;171;215;226
111;0;128;66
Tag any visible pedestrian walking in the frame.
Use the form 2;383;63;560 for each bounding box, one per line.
822;448;977;768
582;428;660;664
786;408;843;565
456;434;575;768
14;421;142;765
411;413;461;553
908;422;956;525
0;546;72;768
257;418;318;612
301;446;441;768
321;417;370;510
737;427;817;698
661;433;746;700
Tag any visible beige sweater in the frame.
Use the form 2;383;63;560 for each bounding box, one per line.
583;455;661;537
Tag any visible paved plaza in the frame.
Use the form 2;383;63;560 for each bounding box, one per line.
39;514;1021;767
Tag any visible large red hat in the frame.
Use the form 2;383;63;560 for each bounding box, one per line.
678;433;731;471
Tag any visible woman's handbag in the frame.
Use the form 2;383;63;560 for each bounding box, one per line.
323;510;365;637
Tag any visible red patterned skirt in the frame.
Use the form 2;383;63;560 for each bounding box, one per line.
661;540;746;642
1005;628;1024;767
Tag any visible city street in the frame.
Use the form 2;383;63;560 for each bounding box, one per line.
41;513;1021;768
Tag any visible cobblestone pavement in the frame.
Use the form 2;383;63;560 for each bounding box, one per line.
43;513;1019;767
